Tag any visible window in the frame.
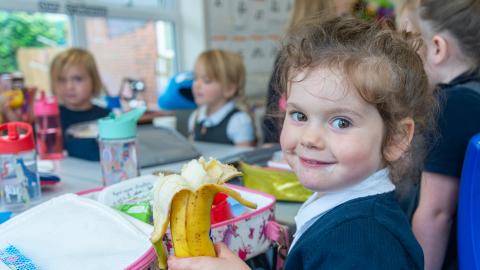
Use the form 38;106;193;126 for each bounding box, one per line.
0;11;71;93
0;0;178;108
84;17;176;108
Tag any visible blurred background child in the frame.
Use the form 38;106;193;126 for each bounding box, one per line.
188;49;255;147
51;48;109;132
50;48;110;160
168;15;435;270
411;1;480;269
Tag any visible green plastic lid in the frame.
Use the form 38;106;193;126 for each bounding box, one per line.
98;107;146;140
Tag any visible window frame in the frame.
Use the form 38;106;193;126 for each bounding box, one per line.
0;0;182;71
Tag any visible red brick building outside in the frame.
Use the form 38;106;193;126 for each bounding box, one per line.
85;18;159;109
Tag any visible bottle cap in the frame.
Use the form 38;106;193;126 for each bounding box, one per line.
98;107;146;140
0;122;35;154
34;91;59;116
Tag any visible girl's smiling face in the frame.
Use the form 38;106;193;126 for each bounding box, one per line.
280;67;386;192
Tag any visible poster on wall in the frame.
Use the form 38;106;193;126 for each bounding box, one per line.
208;0;232;35
206;0;293;74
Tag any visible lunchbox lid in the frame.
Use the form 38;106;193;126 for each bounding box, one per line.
0;194;152;270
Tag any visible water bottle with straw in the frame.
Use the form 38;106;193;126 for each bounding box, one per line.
0;122;41;212
98;107;146;186
34;91;63;160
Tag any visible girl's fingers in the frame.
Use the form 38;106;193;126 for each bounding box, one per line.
214;242;232;257
167;256;217;270
167;244;251;270
167;256;191;270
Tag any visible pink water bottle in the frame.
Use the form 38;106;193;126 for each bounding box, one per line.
34;91;64;159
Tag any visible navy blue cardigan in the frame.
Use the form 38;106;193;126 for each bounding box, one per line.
284;192;423;270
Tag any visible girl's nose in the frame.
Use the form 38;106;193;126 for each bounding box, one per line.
65;79;74;90
300;125;325;149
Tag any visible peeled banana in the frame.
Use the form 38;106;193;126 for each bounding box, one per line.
150;157;257;269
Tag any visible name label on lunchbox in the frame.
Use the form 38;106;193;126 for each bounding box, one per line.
105;181;153;206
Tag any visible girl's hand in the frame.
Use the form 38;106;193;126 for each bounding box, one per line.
167;243;250;270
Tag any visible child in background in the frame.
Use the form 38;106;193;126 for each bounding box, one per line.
50;48;110;160
412;1;480;269
51;48;109;131
188;49;255;147
168;16;434;270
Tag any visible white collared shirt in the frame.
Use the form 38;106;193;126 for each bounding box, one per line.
290;168;395;250
188;101;255;144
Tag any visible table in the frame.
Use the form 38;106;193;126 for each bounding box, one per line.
36;142;301;229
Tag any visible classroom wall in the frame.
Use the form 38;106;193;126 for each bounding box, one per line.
178;0;207;73
178;0;293;100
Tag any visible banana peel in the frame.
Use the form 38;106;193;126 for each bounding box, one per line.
150;157;257;269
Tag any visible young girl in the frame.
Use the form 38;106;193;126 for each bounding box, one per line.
188;49;255;147
168;16;434;270
412;1;480;269
50;48;110;160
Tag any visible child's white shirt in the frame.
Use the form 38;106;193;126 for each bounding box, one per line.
290;168;395;250
188;101;255;144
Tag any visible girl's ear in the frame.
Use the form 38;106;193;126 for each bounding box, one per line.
431;34;449;65
383;118;415;162
223;84;237;99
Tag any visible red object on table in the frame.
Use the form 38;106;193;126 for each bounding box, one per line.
211;192;233;224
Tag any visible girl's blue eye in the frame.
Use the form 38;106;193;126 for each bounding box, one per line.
331;118;351;129
290;111;307;122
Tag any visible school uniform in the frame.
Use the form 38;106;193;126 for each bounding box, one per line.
60;104;110;161
188;101;255;145
422;69;480;270
284;169;423;270
60;105;110;132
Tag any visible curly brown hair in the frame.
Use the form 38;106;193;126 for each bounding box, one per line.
277;15;437;182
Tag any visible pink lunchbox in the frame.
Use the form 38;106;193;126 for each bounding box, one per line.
78;175;278;270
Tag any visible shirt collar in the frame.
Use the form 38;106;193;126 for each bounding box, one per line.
196;101;236;127
291;168;395;249
439;68;480;89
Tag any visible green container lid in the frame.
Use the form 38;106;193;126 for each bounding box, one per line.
98;107;146;140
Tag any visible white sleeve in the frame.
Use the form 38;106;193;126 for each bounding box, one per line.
188;110;196;133
226;112;255;144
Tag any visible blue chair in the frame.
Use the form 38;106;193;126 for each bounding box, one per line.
158;71;197;110
458;133;480;270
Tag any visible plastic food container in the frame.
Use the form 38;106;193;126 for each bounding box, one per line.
78;176;277;269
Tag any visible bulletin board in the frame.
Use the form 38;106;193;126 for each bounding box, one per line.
205;0;294;97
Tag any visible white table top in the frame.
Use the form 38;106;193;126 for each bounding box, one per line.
12;142;301;229
41;142;249;199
